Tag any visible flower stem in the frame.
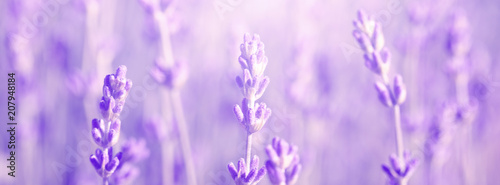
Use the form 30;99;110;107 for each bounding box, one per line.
245;132;253;173
170;91;197;185
103;176;108;185
393;105;404;159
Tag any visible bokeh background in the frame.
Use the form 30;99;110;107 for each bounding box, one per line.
1;0;500;184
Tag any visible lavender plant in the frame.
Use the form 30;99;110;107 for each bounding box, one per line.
139;0;196;184
227;33;270;185
352;10;418;185
265;137;302;185
89;65;133;185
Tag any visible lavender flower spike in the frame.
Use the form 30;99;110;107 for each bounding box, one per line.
265;137;302;185
90;65;132;185
229;33;270;184
353;10;414;185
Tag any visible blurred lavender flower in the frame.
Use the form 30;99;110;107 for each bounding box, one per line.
381;151;419;185
150;58;188;89
228;33;271;184
139;0;196;184
112;164;140;185
265;137;302;185
111;138;150;185
228;156;267;185
120;138;150;166
353;10;416;185
90;65;133;184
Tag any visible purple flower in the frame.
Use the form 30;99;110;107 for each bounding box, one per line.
228;156;267;185
233;33;272;134
228;33;270;185
112;163;140;185
381;151;419;185
265;137;302;185
99;66;133;121
90;65;132;183
150;58;188;89
353;10;414;185
120;138;150;165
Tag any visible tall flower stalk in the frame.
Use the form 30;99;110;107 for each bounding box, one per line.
352;10;418;185
227;33;270;185
445;11;477;185
138;0;196;184
89;66;133;185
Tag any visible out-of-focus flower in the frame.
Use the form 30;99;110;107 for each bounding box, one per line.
265;137;302;185
120;138;150;164
381;151;419;185
150;59;188;89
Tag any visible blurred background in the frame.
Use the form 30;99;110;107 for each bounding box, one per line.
1;0;500;184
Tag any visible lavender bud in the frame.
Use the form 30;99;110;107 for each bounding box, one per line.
103;86;111;98
266;145;279;164
228;163;239;180
286;163;302;185
393;75;407;105
90;154;101;171
238;56;248;70
244;69;252;87
364;54;380;74
104;75;112;88
255;77;270;100
105;156;120;173
374;82;393;107
254;167;267;183
233;105;245;124
251;155;259;170
91;128;103;146
116;65;127;79
113;101;124;114
237;158;246;176
235;76;244;88
108;119;121;147
353;30;374;54
389;154;404;175
108;75;116;88
125;79;133;91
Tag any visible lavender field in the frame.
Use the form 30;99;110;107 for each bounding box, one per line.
1;0;500;184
